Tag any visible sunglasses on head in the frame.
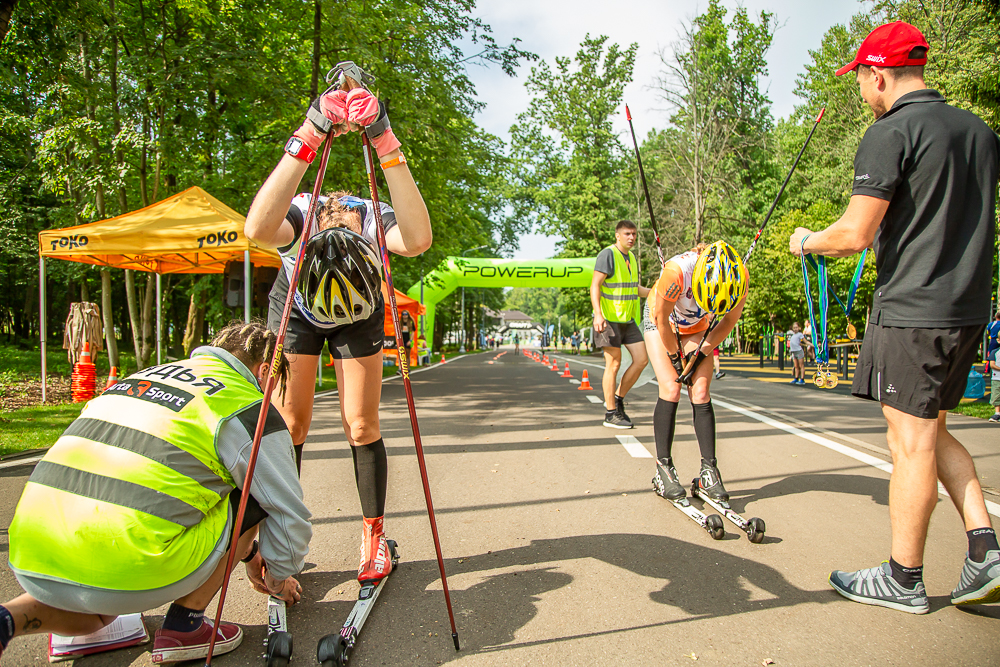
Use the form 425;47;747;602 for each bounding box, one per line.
338;195;366;210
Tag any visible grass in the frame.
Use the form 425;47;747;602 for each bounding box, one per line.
951;402;998;420
0;403;85;456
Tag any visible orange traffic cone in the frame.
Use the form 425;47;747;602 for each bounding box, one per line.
105;366;119;390
71;342;97;403
325;352;335;367
542;355;549;364
550;360;559;371
561;363;573;378
578;369;593;390
441;353;447;364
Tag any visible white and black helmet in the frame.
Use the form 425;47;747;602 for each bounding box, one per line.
296;228;382;326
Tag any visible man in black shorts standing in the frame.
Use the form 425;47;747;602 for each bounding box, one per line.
790;21;1000;613
591;220;649;429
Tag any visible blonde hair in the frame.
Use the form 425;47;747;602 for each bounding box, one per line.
317;190;363;235
690;242;709;255
211;320;289;401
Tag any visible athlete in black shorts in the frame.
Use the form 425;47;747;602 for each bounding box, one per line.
789;22;1000;613
245;74;432;586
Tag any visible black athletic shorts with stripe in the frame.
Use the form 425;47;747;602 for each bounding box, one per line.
851;323;984;419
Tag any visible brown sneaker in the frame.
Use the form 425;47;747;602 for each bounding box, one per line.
358;516;393;584
151;619;242;664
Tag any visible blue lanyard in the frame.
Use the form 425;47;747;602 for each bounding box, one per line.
802;242;868;365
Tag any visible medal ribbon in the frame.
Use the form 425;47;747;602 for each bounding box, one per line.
802;242;867;366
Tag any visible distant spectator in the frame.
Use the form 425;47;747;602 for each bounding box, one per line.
990;346;1000;424
787;323;806;385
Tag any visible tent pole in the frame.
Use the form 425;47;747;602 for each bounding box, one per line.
244;250;251;323
39;257;46;404
156;273;162;365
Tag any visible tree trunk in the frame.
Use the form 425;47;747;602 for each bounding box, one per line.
80;280;89;303
101;269;120;371
125;269;144;368
182;279;206;357
310;0;322;99
0;0;17;44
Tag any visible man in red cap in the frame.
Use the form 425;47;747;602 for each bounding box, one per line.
790;21;1000;614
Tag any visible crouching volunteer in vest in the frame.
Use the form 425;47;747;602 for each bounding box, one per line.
244;74;431;586
591;220;650;429
1;321;311;663
644;241;748;504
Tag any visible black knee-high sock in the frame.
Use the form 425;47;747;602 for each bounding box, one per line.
351;438;388;518
293;443;304;476
653;398;679;462
691;401;717;464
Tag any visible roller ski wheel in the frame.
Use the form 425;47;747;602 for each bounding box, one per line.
265;631;293;667
317;539;400;667
691;479;767;544
265;594;292;666
706;513;726;540
654;474;724;540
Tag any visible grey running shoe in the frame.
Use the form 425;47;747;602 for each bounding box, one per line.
951;550;1000;605
988;414;1000;424
829;562;929;614
603;410;633;429
653;459;686;501
697;459;729;503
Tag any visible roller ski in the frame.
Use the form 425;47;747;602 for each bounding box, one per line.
264;595;293;667
317;517;400;667
653;458;725;540
690;459;766;544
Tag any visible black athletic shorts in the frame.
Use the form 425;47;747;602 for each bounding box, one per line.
268;287;385;359
593;320;644;349
851;323;984;419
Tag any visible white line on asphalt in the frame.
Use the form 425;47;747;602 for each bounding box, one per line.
711;395;1000;519
569;379;581;385
316;353;481;398
585;395;603;404
616;435;653;458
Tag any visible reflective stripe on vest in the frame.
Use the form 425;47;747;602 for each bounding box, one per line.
9;352;263;591
600;247;640;323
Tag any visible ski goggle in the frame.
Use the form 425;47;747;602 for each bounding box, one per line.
338;195;366;210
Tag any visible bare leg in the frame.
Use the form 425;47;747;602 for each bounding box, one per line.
333;353;384;447
617;341;649;398
602;347;622;411
934;411;992;532
272;353;319;468
883;404;940;567
644;330;681;402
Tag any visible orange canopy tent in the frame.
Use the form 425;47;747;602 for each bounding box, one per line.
382;285;426;367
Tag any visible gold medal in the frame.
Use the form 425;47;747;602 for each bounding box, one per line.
825;371;839;389
813;371;826;388
846;322;857;340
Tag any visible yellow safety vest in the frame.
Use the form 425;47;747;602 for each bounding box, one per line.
9;352;265;591
599;247;640;323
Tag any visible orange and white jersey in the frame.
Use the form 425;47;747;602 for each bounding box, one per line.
649;251;710;335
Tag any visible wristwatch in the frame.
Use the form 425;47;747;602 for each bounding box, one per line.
284;136;317;164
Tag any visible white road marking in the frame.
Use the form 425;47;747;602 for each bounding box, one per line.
569;379;581;385
711;395;1000;520
616;435;653;458
585;395;603;404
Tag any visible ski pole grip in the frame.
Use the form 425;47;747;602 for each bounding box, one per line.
815;107;826;123
625;104;632;121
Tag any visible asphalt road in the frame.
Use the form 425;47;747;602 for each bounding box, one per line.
0;348;998;666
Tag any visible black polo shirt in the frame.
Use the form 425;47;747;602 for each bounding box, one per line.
852;89;999;328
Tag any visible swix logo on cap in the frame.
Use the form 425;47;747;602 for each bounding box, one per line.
865;54;887;63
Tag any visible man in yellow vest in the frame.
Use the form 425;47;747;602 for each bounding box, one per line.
591;220;650;429
0;321;311;664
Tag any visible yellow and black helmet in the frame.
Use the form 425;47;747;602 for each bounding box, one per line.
297;228;382;326
692;241;747;317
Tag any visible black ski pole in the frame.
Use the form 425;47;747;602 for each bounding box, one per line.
345;80;461;651
625;104;665;267
676;107;826;384
205;131;336;666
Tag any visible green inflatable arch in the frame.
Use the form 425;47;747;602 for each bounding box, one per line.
405;257;596;347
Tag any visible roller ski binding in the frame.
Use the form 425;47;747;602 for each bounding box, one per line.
691;459;765;544
264;595;293;666
653;458;725;540
316;539;400;666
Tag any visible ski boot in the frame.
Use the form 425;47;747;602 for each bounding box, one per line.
358;516;393;584
652;458;686;501
696;458;729;503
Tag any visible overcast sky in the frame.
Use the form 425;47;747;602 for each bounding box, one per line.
460;0;863;259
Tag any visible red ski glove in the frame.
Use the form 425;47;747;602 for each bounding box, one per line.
292;89;350;152
345;88;401;157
